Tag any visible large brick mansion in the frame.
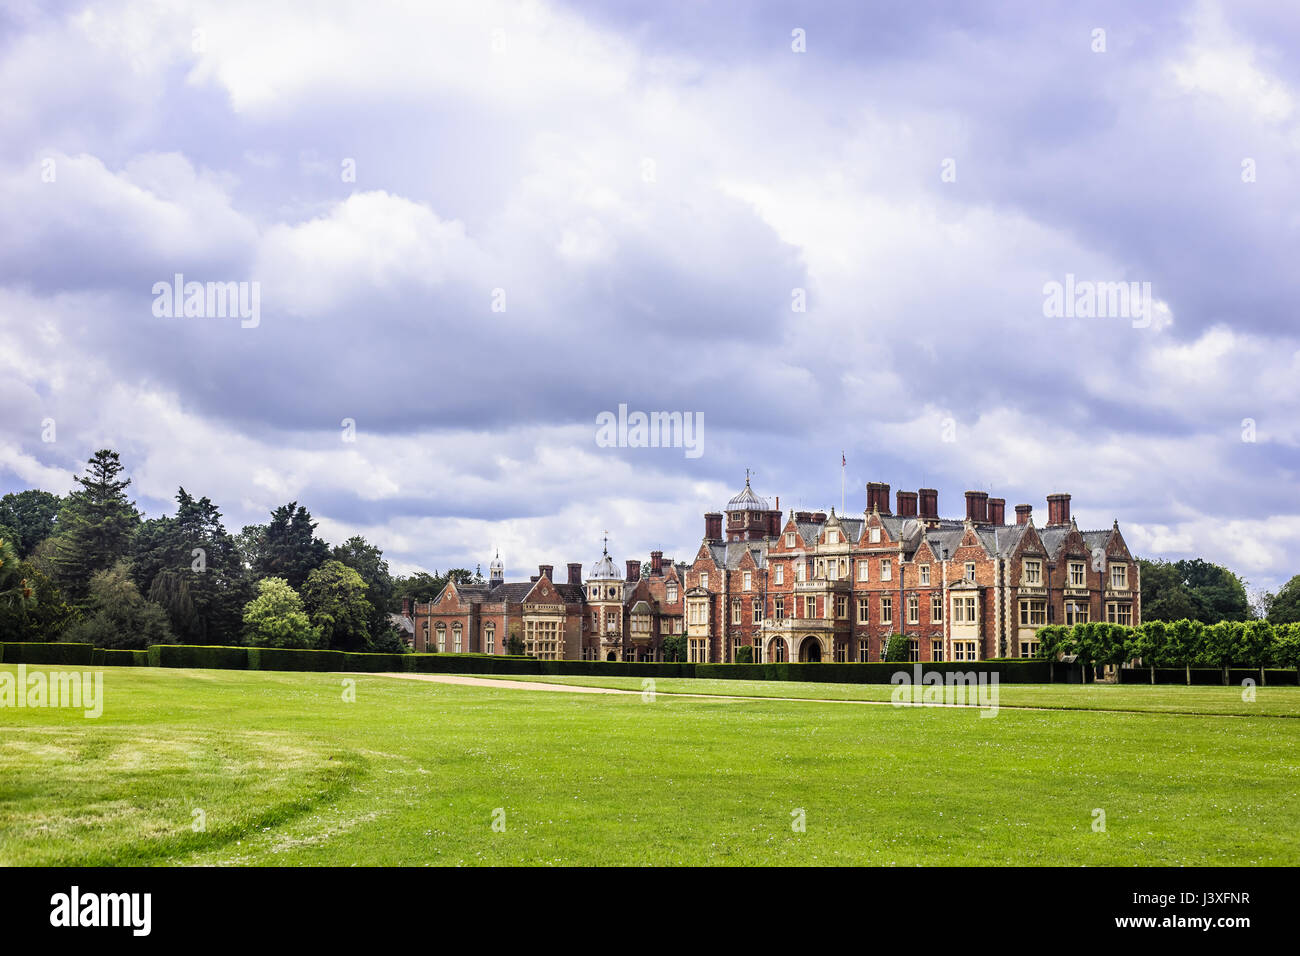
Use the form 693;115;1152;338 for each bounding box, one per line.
408;479;1140;664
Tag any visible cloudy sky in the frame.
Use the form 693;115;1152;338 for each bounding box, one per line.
1;0;1297;591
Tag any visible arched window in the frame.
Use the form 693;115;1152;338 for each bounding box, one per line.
435;623;446;653
452;623;463;653
485;623;496;655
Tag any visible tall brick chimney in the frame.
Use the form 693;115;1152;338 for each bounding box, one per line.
896;490;918;517
625;559;641;581
401;597;411;617
988;498;1006;526
795;511;812;523
918;488;939;522
1015;504;1033;525
866;482;892;515
704;512;723;541
1046;493;1071;527
539;564;553;581
567;562;583;584
964;491;989;523
650;551;663;576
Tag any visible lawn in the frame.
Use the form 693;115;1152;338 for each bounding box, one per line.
1;664;1297;866
471;673;1300;717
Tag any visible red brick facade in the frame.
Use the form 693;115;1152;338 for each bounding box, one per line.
411;479;1140;663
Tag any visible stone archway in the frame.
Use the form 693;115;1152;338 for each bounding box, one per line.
767;636;788;663
799;636;822;662
606;651;617;662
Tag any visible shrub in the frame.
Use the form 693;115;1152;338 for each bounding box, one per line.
147;645;248;669
246;647;346;672
0;642;95;665
91;648;149;666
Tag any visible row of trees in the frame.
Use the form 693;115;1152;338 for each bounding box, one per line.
1035;619;1300;682
0;449;475;652
1137;557;1300;625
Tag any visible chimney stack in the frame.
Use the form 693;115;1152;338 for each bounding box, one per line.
539;564;553;581
795;510;812;523
401;597;411;617
918;488;939;522
812;511;827;524
704;512;723;542
567;562;583;585
896;490;918;518
1046;493;1071;527
964;491;989;523
650;551;663;576
626;559;641;581
866;482;892;515
988;498;1006;525
1015;504;1033;525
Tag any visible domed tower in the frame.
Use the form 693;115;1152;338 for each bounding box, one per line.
587;534;625;661
726;472;781;542
488;550;504;587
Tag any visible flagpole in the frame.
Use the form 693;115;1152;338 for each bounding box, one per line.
840;452;845;513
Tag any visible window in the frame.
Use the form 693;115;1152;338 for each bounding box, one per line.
836;594;848;619
732;636;742;661
1110;564;1128;590
688;600;707;627
881;559;892;581
731;599;741;625
920;564;930;586
964;561;976;583
688;638;707;662
743;570;752;591
422;622;429;647
828;530;840;544
436;623;446;653
485;623;495;655
952;596;977;624
524;619;561;660
785;532;795;548
795;561;805;582
753;599;762;621
858;561;869;582
931;593;943;622
881;596;893;625
1019;600;1047;626
774;564;784;585
953;640;977;661
774;597;785;619
453;623;463;653
834;641;847;662
858;640;870;662
1023;559;1042;585
1020;640;1039;659
666;583;678;603
909;639;919;662
700;572;709;590
804;596;816;619
1065;601;1089;625
870;527;881;543
1069;561;1085;588
907;595;919;624
1106;602;1133;626
931;639;944;662
857;597;870;622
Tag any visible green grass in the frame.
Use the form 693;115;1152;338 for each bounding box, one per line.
470;674;1300;717
1;664;1298;865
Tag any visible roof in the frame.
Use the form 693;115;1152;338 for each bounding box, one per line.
589;552;621;580
726;478;771;512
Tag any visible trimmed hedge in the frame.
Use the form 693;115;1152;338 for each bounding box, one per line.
0;642;95;666
1119;666;1300;686
91;648;150;667
247;647;345;672
697;660;1053;684
148;644;248;670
